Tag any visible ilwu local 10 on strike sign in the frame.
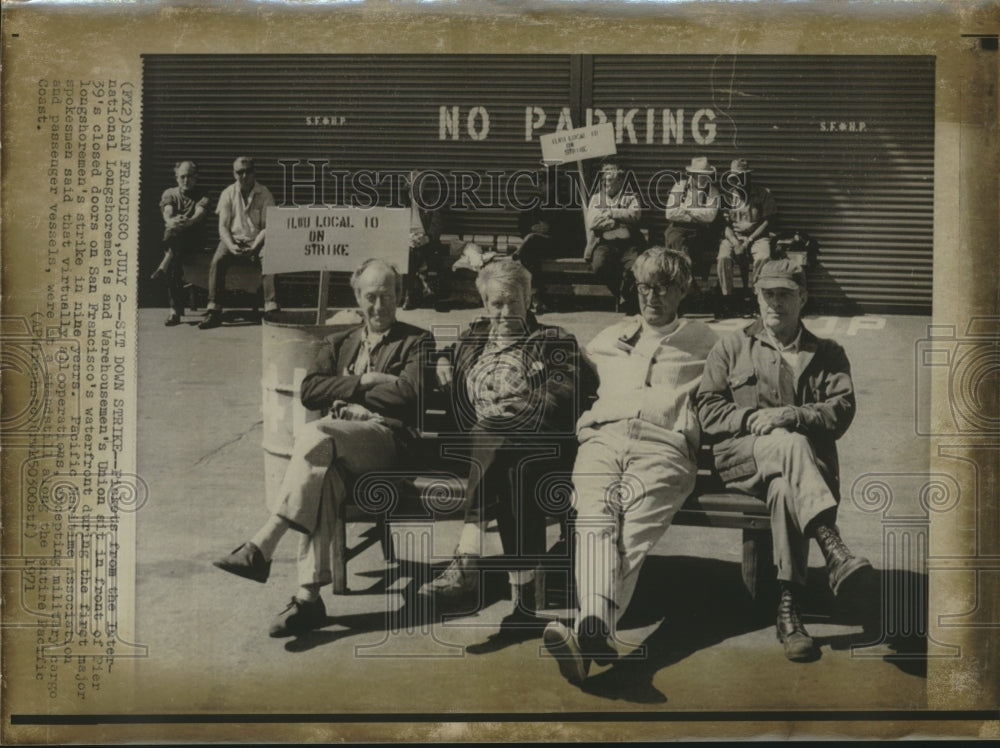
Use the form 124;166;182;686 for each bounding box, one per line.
262;206;410;275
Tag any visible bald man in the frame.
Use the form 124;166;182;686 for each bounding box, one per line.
200;156;279;329
214;259;431;637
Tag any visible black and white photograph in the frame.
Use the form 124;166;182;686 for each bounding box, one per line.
1;4;997;744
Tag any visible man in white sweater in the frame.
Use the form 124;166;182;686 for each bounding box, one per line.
544;246;718;686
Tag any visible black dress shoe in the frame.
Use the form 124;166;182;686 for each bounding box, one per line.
164;313;181;327
269;597;327;638
262;309;282;324
198;311;222;330
212;542;271;583
775;586;817;662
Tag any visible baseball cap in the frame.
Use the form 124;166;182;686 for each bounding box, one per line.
755;258;806;290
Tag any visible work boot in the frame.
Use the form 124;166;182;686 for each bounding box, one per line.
775;585;816;662
813;523;872;597
417;553;478;600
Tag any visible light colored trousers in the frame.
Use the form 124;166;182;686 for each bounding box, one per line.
731;431;839;586
571;419;697;633
717;236;771;296
273;415;397;587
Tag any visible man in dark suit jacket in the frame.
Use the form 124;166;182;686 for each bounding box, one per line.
214;259;430;637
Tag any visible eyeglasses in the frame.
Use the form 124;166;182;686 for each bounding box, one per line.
636;283;673;297
235;169;253;176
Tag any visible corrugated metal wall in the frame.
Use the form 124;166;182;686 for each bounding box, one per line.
140;54;934;313
587;55;935;313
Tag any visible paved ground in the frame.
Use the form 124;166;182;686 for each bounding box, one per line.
133;304;932;718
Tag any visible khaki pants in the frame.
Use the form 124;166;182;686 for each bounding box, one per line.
571;420;696;633
730;431;839;586
273;415;397;587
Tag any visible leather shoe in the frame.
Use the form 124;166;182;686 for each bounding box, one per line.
775;586;817;662
212;542;271;583
814;523;872;597
543;620;590;685
262;309;282;324
164;313;181;327
198;310;222;330
269;596;327;638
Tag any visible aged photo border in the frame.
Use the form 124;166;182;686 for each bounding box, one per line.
2;1;998;743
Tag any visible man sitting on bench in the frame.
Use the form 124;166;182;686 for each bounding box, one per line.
696;258;871;662
199;156;280;329
543;246;718;685
212;259;430;637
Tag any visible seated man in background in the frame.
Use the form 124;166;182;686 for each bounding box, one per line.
512;192;556;315
663;156;723;316
200;156;280;329
403;169;450;311
718;157;778;314
544;246;718;685
213;259;430;637
154;160;211;327
584;156;644;315
418;258;589;645
696;258;870;662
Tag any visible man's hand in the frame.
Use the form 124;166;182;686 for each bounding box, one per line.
360;371;398;390
435;357;453;388
747;407;797;435
591;213;615;232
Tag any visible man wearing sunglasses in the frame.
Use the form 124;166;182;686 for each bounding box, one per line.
544;246;718;685
200;156;280;329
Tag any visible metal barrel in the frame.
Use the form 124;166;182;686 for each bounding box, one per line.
260;310;357;512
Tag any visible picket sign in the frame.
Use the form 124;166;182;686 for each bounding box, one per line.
264;206;410;323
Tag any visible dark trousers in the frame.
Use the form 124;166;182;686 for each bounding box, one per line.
405;241;449;305
512;233;552;301
664;224;718;282
206;240;277;310
463;430;577;566
590;240;640;314
162;236;198;316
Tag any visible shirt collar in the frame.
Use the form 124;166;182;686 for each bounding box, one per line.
763;324;802;353
362;324;391;347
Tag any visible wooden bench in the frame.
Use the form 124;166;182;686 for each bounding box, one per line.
329;380;776;605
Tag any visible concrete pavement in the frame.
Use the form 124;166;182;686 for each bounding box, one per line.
133;305;931;718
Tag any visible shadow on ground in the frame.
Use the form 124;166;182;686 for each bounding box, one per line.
271;548;928;701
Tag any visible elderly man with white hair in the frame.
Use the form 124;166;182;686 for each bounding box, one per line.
418;258;590;646
544;246;718;685
213;259;430;637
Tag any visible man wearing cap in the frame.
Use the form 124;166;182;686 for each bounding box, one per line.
200;156;280;329
696;258;871;662
583;156;644;315
664;157;723;313
718;158;778;314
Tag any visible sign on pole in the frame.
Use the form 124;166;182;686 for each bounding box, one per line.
262;206;410;275
539;122;617;165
